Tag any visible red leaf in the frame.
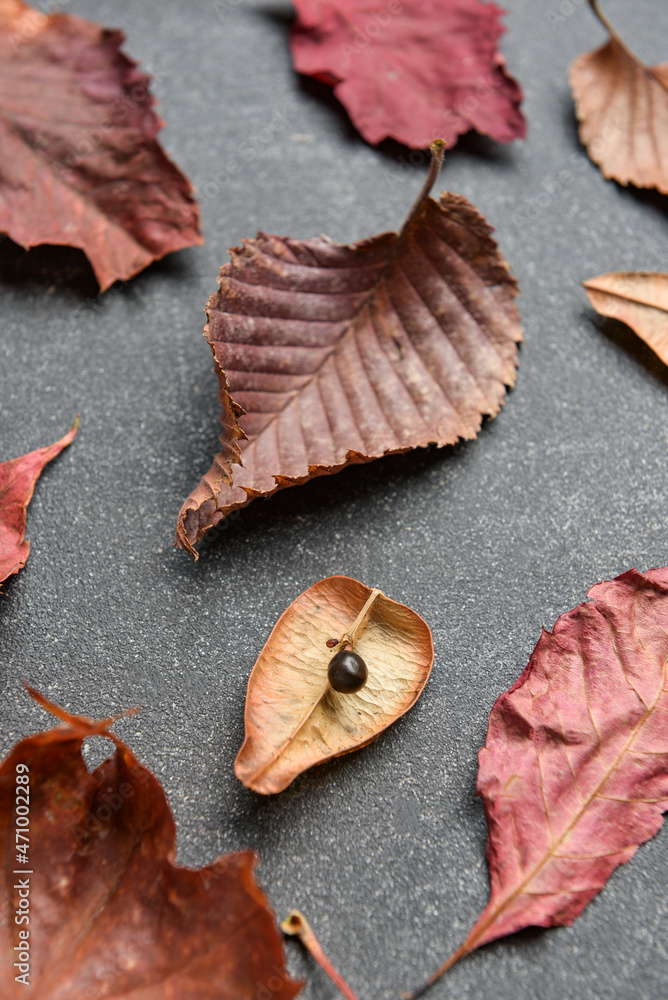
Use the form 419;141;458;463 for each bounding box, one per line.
0;688;303;999
290;0;526;149
410;567;668;995
0;420;77;586
0;0;203;291
176;145;521;555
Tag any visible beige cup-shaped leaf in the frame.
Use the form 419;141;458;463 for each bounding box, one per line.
583;272;668;366
235;576;434;794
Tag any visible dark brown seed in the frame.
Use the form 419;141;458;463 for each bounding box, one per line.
327;649;368;694
325;638;338;648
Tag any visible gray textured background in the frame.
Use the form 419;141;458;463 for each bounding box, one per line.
1;1;667;997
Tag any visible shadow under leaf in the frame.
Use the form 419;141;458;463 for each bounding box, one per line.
0;236;198;300
188;439;466;562
586;309;668;391
563;96;668;223
0;237;99;298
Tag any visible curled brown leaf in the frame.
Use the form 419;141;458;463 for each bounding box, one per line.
235;576;434;794
177;143;521;555
570;0;668;193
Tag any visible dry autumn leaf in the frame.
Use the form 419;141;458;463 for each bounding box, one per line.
408;567;668;996
177;142;522;555
0;0;202;291
570;0;668;194
0;420;77;587
290;0;526;149
0;687;303;1000
235;576;434;794
583;271;668;365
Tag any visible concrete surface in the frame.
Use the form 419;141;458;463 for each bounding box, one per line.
1;1;667;998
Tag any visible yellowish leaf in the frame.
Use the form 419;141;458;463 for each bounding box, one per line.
583;271;668;366
235;576;433;794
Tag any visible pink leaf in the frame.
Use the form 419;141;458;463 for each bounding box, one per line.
290;0;526;149
410;567;668;995
0;420;77;586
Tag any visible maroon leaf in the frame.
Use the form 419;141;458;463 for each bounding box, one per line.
290;0;526;149
0;0;202;291
0;688;303;999
0;420;77;587
177;143;522;555
409;567;668;996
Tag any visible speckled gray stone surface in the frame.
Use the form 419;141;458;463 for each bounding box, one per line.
1;1;667;997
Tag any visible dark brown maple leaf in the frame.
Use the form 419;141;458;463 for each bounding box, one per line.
0;420;77;587
0;688;303;1000
570;0;668;194
177;143;522;555
407;567;668;996
0;0;203;290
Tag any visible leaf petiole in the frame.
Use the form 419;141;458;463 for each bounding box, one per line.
339;587;382;649
399;139;446;238
282;910;364;1000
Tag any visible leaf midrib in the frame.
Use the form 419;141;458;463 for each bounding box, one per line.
584;280;668;316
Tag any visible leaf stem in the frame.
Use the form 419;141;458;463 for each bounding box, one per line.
399;140;446;238
588;0;611;34
587;0;632;60
340;588;382;648
401;940;472;998
282;910;364;1000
